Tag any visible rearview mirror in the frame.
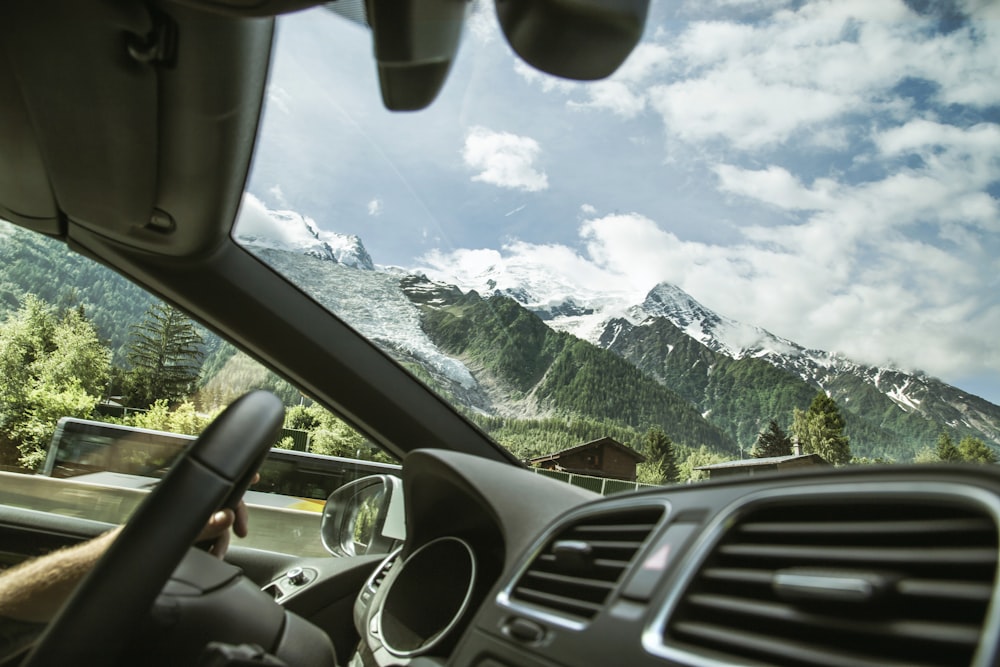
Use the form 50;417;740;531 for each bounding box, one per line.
321;474;405;557
496;0;650;80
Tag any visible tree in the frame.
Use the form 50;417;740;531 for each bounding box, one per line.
0;295;111;469
791;392;851;465
935;432;963;463
635;459;665;486
750;419;793;458
127;399;216;435
958;436;997;464
643;426;678;484
125;303;205;408
678;445;729;482
293;403;394;464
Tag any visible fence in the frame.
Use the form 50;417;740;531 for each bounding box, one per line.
531;467;660;496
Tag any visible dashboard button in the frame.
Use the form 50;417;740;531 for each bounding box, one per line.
502;617;545;644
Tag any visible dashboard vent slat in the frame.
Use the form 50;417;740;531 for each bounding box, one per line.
510;506;664;623
659;495;999;667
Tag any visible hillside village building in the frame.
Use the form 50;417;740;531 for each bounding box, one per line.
529;437;646;482
694;452;827;479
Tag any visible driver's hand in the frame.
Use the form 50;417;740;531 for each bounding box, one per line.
196;473;259;558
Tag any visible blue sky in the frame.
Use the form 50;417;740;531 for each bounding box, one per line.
245;0;1000;406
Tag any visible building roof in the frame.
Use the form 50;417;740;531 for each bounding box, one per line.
529;436;647;465
694;453;827;471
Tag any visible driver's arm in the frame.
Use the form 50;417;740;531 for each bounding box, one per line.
0;505;249;624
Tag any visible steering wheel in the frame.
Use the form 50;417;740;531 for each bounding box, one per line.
23;390;285;666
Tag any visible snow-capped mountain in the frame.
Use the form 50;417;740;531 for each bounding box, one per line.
599;285;1000;447
236;196;374;269
631;283;803;359
232;202;1000;454
417;254;633;340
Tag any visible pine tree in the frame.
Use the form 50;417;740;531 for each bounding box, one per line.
936;432;962;462
750;419;793;458
958;436;997;464
791;392;851;465
644;426;678;483
125;303;205;408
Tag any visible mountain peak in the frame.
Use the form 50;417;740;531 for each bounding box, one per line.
635;282;802;361
236;195;375;270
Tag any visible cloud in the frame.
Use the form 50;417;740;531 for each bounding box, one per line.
513;60;577;94
235;193;319;248
268;184;289;207
523;1;1000;152
649;69;856;149
418;241;636;308
467;0;500;43
713;164;837;211
568;80;647;118
367;199;383;216
516;43;670;118
462;126;549;192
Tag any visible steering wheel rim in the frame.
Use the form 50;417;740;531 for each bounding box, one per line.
23;390;285;666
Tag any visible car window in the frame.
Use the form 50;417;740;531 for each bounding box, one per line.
234;2;1000;485
0;222;391;556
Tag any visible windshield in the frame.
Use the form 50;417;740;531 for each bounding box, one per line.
235;1;1000;485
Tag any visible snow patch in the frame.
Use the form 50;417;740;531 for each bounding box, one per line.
236;193;374;270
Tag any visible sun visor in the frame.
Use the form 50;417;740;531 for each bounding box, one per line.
0;2;272;256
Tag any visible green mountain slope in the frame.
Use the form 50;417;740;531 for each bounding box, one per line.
601;316;961;460
408;279;737;455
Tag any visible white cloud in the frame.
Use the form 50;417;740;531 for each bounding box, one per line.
268;184;288;207
462;126;549;192
467;0;500;43
568;80;647;118
649;67;857;149
524;1;1000;152
713;164;837;211
235;193;319;248
514;60;577;94
580;204;597;215
518;43;670;118
367;198;383;216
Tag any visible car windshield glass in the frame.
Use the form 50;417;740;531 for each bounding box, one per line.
235;1;1000;486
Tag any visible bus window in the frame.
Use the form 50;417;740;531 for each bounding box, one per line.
43;418;193;479
43;417;401;506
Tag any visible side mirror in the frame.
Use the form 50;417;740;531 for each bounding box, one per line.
321;474;405;557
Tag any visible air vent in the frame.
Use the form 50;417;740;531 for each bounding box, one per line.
509;506;664;623
658;495;998;667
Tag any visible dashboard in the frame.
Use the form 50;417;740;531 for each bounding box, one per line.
313;450;1000;667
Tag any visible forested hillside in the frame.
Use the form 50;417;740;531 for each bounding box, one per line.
0;224;233;369
410;283;737;455
601;317;954;460
0;225;158;363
